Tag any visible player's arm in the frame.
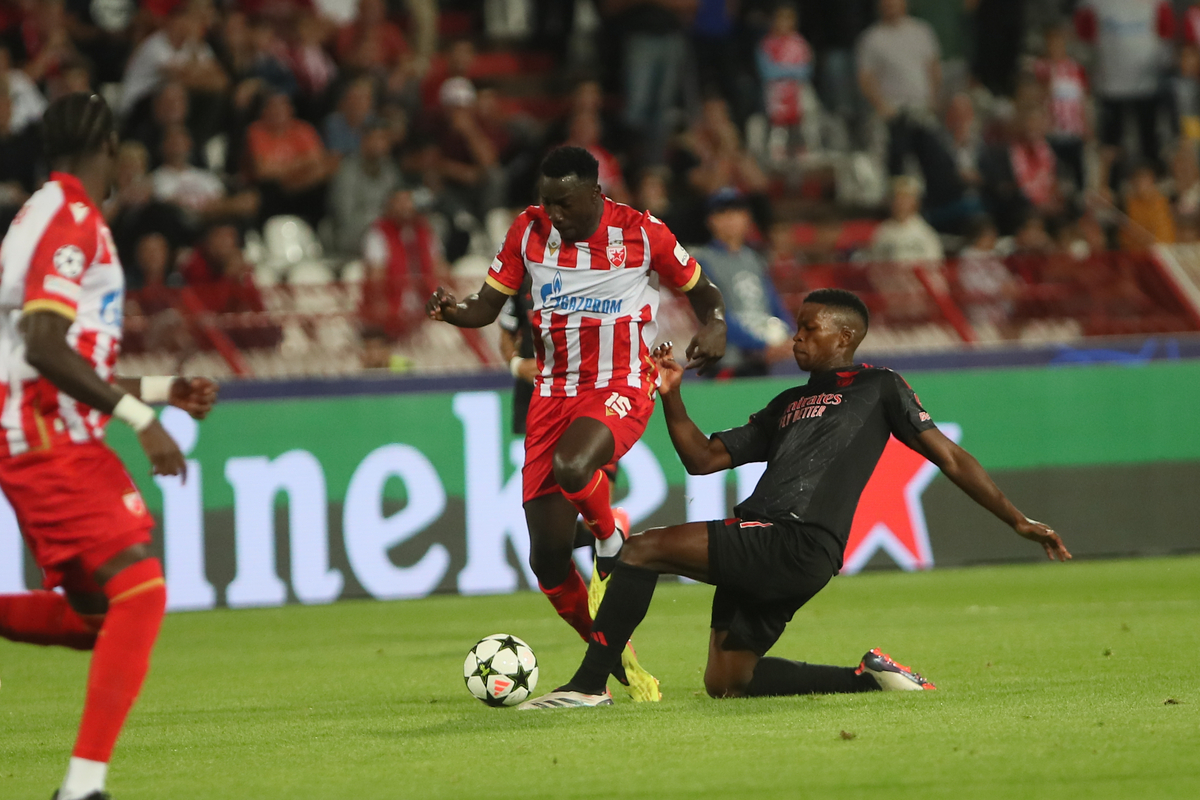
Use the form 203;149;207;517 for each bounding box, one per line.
425;282;509;328
114;376;220;420
681;272;727;374
653;343;732;475
22;311;186;478
909;428;1071;562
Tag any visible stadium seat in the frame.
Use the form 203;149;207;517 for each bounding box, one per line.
287;262;334;286
264;216;324;268
340;260;365;283
204;134;228;174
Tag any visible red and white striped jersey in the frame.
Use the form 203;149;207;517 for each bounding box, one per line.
486;198;702;398
0;173;125;457
1034;58;1088;139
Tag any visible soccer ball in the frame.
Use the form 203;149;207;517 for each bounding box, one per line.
463;634;538;707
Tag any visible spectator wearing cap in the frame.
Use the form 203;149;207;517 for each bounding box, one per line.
428;75;502;215
329;120;400;255
691;189;794;378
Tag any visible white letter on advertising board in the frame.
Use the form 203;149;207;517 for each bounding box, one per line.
343;444;450;599
0;494;25;592
453;392;537;595
225;451;343;607
155;407;216;611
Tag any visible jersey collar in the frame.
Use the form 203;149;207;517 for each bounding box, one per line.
50;172;96;209
807;363;864;386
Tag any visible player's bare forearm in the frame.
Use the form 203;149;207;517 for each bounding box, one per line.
22;311;124;414
659;379;732;475
426;283;508;328
914;428;1070;561
683;273;727;373
654;342;731;472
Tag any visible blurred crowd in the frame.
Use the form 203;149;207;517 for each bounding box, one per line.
1;0;1198;372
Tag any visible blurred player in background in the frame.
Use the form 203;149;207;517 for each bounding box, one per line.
520;288;1070;709
428;146;727;702
0;94;219;800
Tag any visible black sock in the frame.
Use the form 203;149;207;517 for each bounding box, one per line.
564;561;658;694
745;657;880;696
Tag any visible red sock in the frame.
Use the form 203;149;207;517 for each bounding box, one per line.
562;471;616;540
72;559;166;763
0;590;99;650
540;566;592;641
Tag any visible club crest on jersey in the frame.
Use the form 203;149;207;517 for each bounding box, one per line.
604;391;632;418
606;244;627;268
123;490;148;517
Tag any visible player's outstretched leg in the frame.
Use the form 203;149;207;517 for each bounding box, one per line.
58;556;167;800
0;590;101;650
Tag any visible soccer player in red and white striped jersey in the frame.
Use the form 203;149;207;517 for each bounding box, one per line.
0;94;218;800
428;147;726;701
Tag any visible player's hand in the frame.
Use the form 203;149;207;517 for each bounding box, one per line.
169;377;219;420
1014;518;1071;562
516;358;538;383
652;342;684;396
685;319;726;375
137;420;188;482
426;287;458;322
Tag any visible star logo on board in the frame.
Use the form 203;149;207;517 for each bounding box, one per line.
841;423;962;574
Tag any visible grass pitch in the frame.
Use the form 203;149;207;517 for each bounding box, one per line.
2;556;1198;800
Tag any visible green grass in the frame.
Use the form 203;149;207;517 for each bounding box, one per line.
2;557;1199;800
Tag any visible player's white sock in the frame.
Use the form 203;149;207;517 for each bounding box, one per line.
60;757;107;800
595;529;623;559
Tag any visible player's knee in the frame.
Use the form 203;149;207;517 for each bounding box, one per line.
551;451;593;494
528;543;568;585
703;674;749;699
617;534;652;567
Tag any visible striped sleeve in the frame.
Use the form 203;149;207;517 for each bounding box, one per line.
644;213;702;291
23;208;98;321
485;212;531;296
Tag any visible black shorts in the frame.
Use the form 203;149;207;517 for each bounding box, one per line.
707;517;839;656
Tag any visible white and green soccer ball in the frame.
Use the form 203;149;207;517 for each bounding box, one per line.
463;634;539;707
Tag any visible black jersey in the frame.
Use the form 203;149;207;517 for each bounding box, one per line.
713;364;937;568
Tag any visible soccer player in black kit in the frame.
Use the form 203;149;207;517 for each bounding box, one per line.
520;288;1072;708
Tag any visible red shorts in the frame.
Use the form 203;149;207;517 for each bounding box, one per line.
0;441;154;591
522;384;656;503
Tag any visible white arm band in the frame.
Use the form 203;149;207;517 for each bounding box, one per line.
113;394;157;432
509;356;524;378
140;376;176;404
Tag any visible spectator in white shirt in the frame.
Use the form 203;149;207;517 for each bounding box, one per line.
868;176;946;320
119;4;228;120
152;124;258;224
857;0;965;213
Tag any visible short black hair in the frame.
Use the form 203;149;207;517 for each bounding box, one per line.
540;146;599;184
44;93;115;162
803;288;870;331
